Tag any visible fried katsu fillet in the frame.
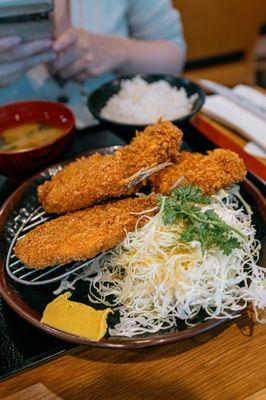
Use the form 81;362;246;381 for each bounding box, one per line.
38;120;182;214
15;196;156;269
150;149;246;195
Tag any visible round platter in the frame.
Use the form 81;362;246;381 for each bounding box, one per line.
0;146;265;349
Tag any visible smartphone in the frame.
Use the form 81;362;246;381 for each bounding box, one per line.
0;0;53;41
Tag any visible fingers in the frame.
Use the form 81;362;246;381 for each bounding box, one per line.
0;36;21;52
53;28;78;52
59;59;85;79
19;50;57;73
52;45;78;71
0;51;57;86
57;53;93;79
67;65;102;82
58;59;104;82
0;38;56;87
0;39;53;62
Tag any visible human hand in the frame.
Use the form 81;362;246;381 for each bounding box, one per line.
0;36;57;87
51;28;128;82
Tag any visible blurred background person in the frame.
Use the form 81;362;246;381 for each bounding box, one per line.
0;0;186;125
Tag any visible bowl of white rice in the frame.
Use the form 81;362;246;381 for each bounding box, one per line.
88;74;205;140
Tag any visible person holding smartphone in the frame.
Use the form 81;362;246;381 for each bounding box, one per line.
0;0;186;125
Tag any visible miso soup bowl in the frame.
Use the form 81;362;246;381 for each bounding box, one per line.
0;100;75;180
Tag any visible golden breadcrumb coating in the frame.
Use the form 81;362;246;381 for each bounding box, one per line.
38;120;182;214
15;196;156;269
38;153;128;215
149;151;203;191
151;149;247;195
118;119;182;174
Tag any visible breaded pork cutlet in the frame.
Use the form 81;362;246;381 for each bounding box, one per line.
150;149;246;195
15;196;156;269
38;120;182;214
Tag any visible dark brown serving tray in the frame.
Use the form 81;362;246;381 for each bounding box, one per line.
0;146;265;351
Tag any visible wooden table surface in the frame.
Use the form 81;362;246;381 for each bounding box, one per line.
0;310;265;400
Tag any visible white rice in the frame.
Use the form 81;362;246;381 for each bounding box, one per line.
100;76;198;124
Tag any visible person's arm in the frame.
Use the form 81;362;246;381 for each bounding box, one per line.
117;38;183;75
0;36;56;87
51;0;186;82
122;0;186;74
52;31;183;80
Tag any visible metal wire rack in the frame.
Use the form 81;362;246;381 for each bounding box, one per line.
4;149;170;287
5;207;94;286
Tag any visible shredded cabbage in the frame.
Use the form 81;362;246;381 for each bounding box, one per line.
87;188;265;337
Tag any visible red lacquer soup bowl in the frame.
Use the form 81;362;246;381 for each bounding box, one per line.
0;100;75;180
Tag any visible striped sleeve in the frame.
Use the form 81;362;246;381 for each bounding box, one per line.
127;0;186;53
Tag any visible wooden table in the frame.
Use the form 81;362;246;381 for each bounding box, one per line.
0;311;265;399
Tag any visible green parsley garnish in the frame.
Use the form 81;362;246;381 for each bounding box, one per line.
158;185;246;255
